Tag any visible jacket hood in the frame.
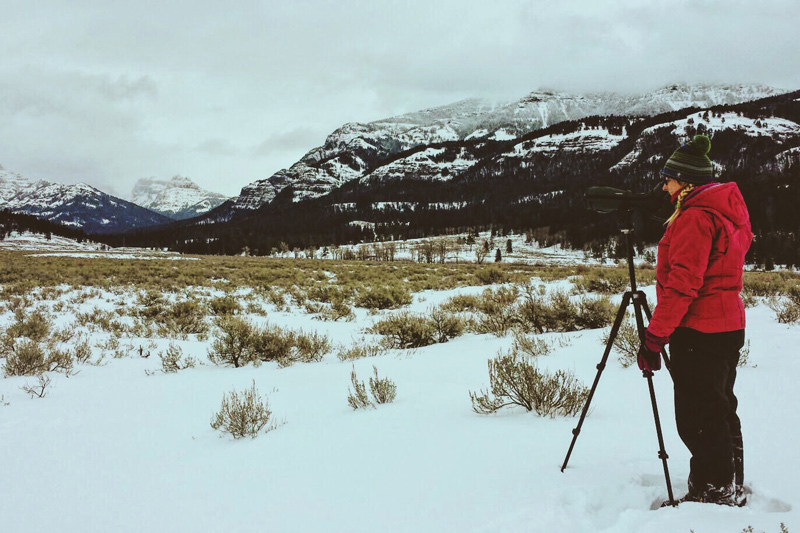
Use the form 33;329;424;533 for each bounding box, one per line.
682;182;750;229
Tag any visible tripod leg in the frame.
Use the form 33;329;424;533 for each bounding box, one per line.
633;295;676;506
561;292;632;473
644;370;676;506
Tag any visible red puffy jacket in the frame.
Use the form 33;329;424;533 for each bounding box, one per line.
648;182;752;339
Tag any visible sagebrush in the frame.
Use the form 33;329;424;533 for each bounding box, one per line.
470;349;588;417
210;380;277;439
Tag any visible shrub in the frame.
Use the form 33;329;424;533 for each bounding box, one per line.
572;269;630;294
738;339;751;368
600;318;640;368
511;331;552;358
72;337;93;364
303;301;325;314
208;316;257;368
3;339;74;377
354;285;413;310
44;347;75;374
307;285;348;304
245;302;267;316
516;288;556;334
51;325;76;344
2;294;32;313
22;374;52;399
368;366;397;404
741;288;758;309
264;288;287;311
574;295;616;329
251;323;296;363
286;287;308;307
4;340;48;376
209;295;241;316
470;349;588;417
292;330;332;364
743;272;795;298
347;367;374;410
163;300;209;335
159;343;197;373
0;334;11;359
336;340;385;361
471;286;520;336
517;289;615;334
369;312;436;349
137;290;167;319
768;286;800;323
76;307;127;335
475;266;508;285
7;310;52;342
440;293;481;313
207;317;330;367
316;298;356;321
428;306;467;343
210;380;276;439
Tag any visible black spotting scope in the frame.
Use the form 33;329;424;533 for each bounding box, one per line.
584;184;665;214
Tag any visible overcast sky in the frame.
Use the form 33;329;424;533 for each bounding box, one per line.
2;0;799;198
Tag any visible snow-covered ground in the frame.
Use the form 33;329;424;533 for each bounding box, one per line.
0;232;196;260
0;263;796;532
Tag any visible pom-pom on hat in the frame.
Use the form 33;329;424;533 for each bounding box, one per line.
661;134;714;184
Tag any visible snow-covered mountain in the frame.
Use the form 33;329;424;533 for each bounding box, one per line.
230;84;784;210
0;165;42;203
129;176;228;220
0;168;172;234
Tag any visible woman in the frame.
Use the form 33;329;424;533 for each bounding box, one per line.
637;134;752;507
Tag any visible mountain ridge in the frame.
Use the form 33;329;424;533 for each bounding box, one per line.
109;87;800;268
226;83;785;212
0;171;172;234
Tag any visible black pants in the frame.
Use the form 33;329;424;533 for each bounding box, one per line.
669;327;745;491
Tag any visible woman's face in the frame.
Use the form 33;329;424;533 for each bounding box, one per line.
663;177;685;196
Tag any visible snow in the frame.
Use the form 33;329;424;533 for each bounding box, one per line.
362;147;478;184
505;127;626;157
648;112;800;141
490;128;517;141
1;252;796;532
0;232;198;261
0;231;105;252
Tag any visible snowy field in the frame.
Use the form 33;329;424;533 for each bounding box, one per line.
0;250;797;533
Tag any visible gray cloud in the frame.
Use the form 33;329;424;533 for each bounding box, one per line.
1;0;799;198
194;139;239;157
96;75;159;102
252;128;324;157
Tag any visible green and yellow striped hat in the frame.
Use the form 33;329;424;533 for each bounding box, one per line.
661;134;714;184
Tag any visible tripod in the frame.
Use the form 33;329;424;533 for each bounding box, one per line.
560;225;676;507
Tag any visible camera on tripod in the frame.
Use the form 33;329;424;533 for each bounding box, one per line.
585;185;664;214
561;181;677;506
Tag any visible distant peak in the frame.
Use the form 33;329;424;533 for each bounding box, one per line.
74;182;101;193
169;175;196;186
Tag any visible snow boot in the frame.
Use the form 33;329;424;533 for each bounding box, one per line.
660;479;746;508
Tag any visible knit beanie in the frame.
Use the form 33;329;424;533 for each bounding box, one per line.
661;134;714;184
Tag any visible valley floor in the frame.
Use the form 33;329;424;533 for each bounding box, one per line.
0;251;796;533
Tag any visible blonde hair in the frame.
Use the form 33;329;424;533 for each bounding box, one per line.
665;183;695;226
